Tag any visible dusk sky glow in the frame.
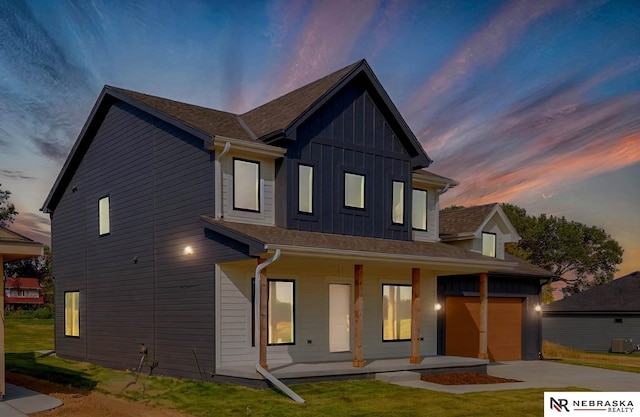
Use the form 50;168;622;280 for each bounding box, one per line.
1;0;639;276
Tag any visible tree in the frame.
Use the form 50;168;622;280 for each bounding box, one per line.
502;204;624;294
0;183;18;226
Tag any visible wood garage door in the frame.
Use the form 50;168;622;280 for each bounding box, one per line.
445;296;522;361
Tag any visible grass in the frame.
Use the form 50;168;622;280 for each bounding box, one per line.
543;341;640;373
7;319;637;416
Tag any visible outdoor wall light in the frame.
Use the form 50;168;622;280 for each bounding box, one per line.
534;304;542;312
434;303;442;311
184;246;194;255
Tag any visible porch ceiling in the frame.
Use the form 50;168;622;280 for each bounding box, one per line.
200;216;516;273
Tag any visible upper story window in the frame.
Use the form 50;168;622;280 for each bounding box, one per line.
482;232;496;257
392;181;404;225
233;158;260;212
344;172;365;209
298;164;314;214
412;189;427;230
99;196;110;236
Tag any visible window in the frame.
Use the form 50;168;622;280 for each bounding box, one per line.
382;284;411;341
65;291;80;337
482;232;496;257
233;158;260;212
268;280;294;345
329;284;350;352
412;189;427;230
99;196;110;235
298;164;313;214
392;181;404;224
344;172;365;209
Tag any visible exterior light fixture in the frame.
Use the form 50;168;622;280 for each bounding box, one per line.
184;246;194;255
434;303;442;311
534;304;542;312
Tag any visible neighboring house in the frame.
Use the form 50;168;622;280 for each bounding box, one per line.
437;204;555;361
0;226;44;399
42;59;540;384
543;271;640;352
4;277;44;310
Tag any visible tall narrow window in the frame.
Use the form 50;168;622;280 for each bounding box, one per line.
412;189;427;230
344;172;365;209
268;280;294;345
298;164;313;214
65;291;80;337
482;232;496;257
382;284;411;341
329;284;350;352
392;181;404;224
233;159;260;212
99;196;110;236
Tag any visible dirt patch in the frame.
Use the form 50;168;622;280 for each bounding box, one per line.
421;372;521;385
6;372;192;417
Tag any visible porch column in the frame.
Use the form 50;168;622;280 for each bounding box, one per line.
410;268;421;364
1;254;4;399
258;258;269;370
353;264;365;368
478;272;489;360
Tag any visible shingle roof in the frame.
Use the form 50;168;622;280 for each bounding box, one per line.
5;277;42;289
502;254;556;278
200;216;515;270
109;87;255;141
240;61;362;138
544;271;640;312
439;204;498;236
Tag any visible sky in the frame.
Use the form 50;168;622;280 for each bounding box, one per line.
1;0;639;277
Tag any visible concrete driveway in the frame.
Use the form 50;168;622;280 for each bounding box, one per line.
378;360;640;394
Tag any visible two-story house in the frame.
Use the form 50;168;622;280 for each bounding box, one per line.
4;277;44;310
42;60;542;385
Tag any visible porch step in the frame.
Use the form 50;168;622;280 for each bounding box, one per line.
375;371;421;382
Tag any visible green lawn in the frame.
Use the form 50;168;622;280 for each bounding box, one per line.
2;319;607;416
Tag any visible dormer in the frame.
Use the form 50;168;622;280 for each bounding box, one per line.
411;170;458;242
439;203;520;259
211;137;286;226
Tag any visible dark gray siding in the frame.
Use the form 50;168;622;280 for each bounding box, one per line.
52;101;216;379
436;274;542;360
543;314;640;352
278;81;412;240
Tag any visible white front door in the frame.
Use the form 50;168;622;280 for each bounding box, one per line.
329;284;350;352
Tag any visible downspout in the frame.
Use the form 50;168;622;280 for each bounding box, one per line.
254;249;305;403
215;141;231;219
436;183;451;195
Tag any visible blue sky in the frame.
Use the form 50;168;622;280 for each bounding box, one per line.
1;0;639;276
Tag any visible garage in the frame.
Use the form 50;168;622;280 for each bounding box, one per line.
445;296;522;361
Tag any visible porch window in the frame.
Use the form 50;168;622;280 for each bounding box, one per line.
65;291;80;337
382;284;411;341
412;189;427;230
392;181;404;225
99;196;110;236
482;232;496;257
233;158;260;212
298;164;314;214
268;280;295;345
344;172;365;209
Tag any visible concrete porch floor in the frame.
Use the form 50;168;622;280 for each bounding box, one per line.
213;355;488;386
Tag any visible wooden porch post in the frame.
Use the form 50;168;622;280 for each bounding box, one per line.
478;272;489;360
410;268;421;364
353;264;365;368
258;258;269;370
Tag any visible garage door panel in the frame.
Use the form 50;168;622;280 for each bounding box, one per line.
445;296;522;361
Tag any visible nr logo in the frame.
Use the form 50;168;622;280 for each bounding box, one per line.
550;397;570;412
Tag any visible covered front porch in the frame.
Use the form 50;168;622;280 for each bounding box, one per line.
213;355;488;387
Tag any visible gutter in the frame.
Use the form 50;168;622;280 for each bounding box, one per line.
436;183;451;195
253;249;305;403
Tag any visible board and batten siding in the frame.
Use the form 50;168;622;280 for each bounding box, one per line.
51;100;216;379
543;315;640;352
216;258;438;369
278;81;413;241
